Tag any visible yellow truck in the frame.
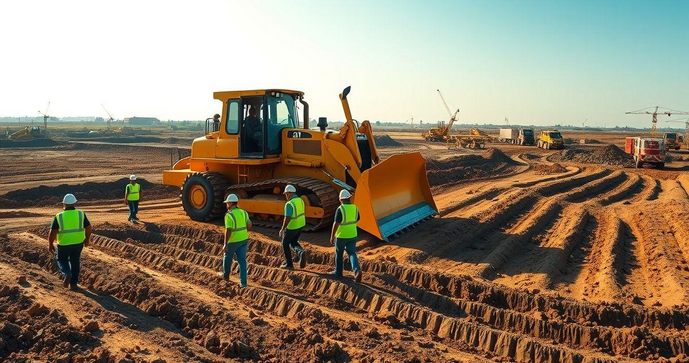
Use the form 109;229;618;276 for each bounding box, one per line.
537;130;565;149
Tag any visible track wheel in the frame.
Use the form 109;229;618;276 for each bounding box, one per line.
181;172;229;221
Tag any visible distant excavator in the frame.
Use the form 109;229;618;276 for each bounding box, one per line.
163;87;437;241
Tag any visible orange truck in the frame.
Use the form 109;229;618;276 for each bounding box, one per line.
625;137;666;169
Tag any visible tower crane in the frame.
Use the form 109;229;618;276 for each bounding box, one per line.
421;89;459;142
625;106;689;138
101;104;115;129
37;102;50;131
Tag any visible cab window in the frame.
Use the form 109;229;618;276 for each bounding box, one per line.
549;132;562;139
225;100;239;134
266;93;297;154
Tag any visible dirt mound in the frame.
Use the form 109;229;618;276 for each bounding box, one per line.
71;136;161;144
160;137;194;145
374;135;402;147
0;284;107;361
554;145;634;168
0;178;178;208
0;139;64;148
426;148;520;186
534;163;568;175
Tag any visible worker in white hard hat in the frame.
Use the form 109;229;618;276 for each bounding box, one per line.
330;189;362;282
278;184;307;269
48;194;92;290
222;193;252;287
124;175;142;223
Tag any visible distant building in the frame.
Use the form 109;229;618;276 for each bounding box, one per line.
124;117;160;126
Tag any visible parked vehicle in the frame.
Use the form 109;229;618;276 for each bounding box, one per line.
663;132;681;150
625;137;666;169
498;128;535;145
537;130;564;149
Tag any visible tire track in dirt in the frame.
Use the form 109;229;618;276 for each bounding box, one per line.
599;174;644;206
66;227;689;360
625;212;689;307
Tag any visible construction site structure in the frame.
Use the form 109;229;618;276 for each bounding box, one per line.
626;106;689;138
625;137;666;169
163;87;438;241
37;102;50;132
421;89;458;142
537;130;564;149
665;119;689;149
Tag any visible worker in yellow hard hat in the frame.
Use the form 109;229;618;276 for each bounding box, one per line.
222;193;252;287
330;189;362;282
124;175;142;223
48;194;92;290
278;184;307;269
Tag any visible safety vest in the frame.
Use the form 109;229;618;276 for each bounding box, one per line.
286;197;306;230
126;183;140;201
55;209;86;246
225;208;249;243
335;204;358;239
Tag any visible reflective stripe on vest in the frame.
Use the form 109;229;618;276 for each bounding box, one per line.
286;197;306;230
335;204;358;239
126;183;140;201
226;208;249;243
56;210;86;246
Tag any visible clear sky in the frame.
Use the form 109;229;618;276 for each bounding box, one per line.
1;0;687;128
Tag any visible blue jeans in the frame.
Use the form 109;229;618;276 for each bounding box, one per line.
128;200;139;220
334;237;360;276
56;243;84;286
223;241;248;286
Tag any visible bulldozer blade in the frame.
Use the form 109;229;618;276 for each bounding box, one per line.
353;152;438;241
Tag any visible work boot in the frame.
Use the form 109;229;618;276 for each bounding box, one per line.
133;216;140;221
63;274;71;288
217;272;229;281
280;263;293;270
69;284;81;291
298;249;307;269
330;271;342;278
354;270;362;283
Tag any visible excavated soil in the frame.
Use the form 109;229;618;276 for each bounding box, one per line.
374;134;403;147
534;163;568;175
2;134;689;362
0;139;64;148
426;148;521;186
0;178;178;208
553;145;635;168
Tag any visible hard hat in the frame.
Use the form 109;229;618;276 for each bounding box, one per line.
213;113;220;119
224;194;239;203
129;175;137;180
283;185;296;194
62;194;77;204
339;190;352;200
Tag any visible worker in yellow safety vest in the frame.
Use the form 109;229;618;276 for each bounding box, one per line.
48;194;92;290
329;190;362;282
222;194;252;287
124;174;142;223
278;184;307;269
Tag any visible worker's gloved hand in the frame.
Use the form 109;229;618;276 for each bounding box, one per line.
329;237;335;246
278;229;284;238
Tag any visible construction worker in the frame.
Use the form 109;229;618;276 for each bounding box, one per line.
330;190;362;282
124;175;141;222
222;194;251;287
48;194;91;290
212;113;221;132
278;185;307;269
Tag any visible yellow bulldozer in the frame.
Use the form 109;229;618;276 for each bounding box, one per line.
163;87;437;241
8;126;45;141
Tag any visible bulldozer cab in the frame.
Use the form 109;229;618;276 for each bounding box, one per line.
215;89;303;159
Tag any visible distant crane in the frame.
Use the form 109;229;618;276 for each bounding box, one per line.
436;89;459;134
580;118;588;128
37;102;50;131
504;117;510;126
101;104;115;129
421;89;460;142
626;106;689;138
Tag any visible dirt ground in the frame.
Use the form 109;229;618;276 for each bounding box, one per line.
2;130;689;362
